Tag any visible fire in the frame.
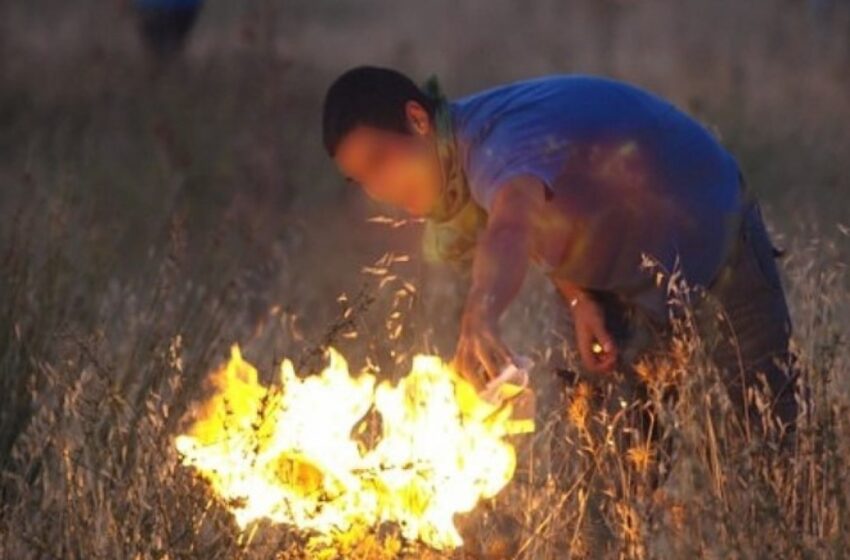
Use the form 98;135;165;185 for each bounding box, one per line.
174;345;533;550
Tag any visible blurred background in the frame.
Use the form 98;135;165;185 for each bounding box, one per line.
2;0;849;382
3;0;849;400
0;0;848;408
1;2;849;557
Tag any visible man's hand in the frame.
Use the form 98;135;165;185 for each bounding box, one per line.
570;294;618;373
453;307;513;390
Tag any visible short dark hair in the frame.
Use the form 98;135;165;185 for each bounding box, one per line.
322;66;436;157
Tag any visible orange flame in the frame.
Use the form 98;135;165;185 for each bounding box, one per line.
174;345;533;550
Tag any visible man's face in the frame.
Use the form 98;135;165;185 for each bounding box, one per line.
333;102;442;216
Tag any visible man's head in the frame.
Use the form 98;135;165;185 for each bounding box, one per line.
322;66;443;216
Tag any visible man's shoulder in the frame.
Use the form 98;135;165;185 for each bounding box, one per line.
453;73;634;104
450;73;664;139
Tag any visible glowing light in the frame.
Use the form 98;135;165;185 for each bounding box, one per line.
175;345;533;550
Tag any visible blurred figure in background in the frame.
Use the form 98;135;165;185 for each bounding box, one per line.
134;0;203;61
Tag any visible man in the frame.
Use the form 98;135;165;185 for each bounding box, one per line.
321;66;797;427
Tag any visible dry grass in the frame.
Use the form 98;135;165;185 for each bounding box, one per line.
1;194;847;560
1;0;849;558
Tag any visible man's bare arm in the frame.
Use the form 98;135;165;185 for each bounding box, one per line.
454;175;546;384
465;177;544;322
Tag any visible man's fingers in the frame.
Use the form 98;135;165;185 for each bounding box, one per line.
591;322;617;371
452;342;469;374
454;345;486;390
592;347;617;372
454;328;513;389
576;321;618;373
575;325;597;372
476;338;511;382
593;323;615;355
454;345;474;379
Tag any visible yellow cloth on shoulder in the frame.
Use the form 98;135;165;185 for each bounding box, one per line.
420;76;488;266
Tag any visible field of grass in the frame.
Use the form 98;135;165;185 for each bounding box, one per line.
1;0;849;558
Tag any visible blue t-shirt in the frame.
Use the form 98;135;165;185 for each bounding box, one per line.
450;75;743;320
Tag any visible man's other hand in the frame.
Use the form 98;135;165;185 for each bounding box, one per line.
453;312;513;391
571;295;618;373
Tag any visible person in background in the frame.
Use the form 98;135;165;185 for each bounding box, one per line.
320;66;798;431
134;0;203;61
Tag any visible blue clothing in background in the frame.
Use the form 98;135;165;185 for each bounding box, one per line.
449;75;744;321
135;0;203;59
135;0;201;8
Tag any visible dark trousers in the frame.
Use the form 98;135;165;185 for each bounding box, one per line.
695;200;798;426
576;199;798;429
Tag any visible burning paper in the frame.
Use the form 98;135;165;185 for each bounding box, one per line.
174;345;533;550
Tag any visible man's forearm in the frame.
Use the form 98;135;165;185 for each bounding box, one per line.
464;222;531;324
463;175;545;326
